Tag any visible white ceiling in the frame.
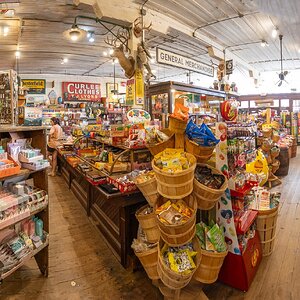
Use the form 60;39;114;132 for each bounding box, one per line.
1;0;300;80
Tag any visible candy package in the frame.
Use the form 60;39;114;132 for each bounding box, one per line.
186;119;219;147
170;102;189;121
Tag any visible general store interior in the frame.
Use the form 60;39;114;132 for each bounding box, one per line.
0;1;300;300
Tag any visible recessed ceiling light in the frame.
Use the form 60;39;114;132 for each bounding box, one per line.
63;58;68;63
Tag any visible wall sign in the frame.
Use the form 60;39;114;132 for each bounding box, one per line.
126;79;135;106
156;48;214;77
135;69;144;105
226;60;233;75
62;82;101;101
22;79;46;94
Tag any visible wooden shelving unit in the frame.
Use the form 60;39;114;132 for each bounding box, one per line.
0;126;49;279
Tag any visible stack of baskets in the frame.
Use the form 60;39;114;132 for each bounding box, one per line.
133;116;229;298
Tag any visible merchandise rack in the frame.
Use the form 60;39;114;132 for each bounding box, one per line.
0;126;49;279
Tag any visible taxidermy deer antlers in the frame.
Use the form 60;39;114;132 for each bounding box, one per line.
133;17;152;38
105;29;135;79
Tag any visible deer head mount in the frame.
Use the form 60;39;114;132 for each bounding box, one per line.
133;17;152;38
105;29;135;79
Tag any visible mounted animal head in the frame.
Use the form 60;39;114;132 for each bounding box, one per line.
133;17;152;38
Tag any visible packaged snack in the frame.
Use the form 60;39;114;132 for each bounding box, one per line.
196;223;206;249
186;119;219;147
207;224;227;252
204;226;216;251
170;102;189;121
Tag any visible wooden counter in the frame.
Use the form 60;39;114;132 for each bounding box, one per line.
57;153;146;268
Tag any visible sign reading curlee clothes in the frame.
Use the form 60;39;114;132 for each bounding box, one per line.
62;82;101;101
156;48;214;77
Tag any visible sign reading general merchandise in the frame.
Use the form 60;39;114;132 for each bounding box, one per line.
22;79;46;94
62;82;101;101
156;48;214;77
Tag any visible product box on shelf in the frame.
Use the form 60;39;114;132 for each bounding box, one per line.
0;156;21;179
22;160;50;171
107;175;137;193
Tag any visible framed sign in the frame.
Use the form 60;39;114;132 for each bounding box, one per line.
62;82;101;101
156;48;214;77
106;83;119;102
22;79;46;94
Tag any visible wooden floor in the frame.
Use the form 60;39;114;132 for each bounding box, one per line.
0;153;300;299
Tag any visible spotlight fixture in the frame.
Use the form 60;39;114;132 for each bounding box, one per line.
63;23;86;42
15;51;20;58
261;40;268;47
63;58;68;63
272;28;279;38
88;31;95;43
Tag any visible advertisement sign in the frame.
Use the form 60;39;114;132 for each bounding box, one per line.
22;79;46;94
226;60;233;75
156;48;214;77
126;79;135;106
62;82;101;101
135;69;144;105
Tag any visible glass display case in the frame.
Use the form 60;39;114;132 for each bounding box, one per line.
147;81;226;128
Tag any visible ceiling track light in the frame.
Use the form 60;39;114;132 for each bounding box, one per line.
87;31;95;43
261;40;268;47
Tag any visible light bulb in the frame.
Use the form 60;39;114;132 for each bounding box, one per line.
69;29;80;41
63;58;68;63
261;40;267;47
3;26;9;36
109;49;114;55
89;36;95;43
15;51;20;58
103;51;108;56
272;28;278;38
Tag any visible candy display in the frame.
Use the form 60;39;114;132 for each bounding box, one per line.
170;101;189;122
186;119;219;147
250;187;280;211
155;200;194;225
194;166;225;189
134;170;156;184
196;222;227;253
161;242;197;274
153;148;191;173
145;127;169;145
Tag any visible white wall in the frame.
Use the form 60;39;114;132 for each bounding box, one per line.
19;73;127;100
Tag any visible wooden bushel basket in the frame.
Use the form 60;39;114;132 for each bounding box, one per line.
192;164;228;210
185;138;215;157
135;177;159;207
255;206;279;256
157;237;201;291
156;195;197;246
135;205;160;243
135;246;159;280
193;249;228;284
168;116;187;134
147;134;175;156
152;153;196;199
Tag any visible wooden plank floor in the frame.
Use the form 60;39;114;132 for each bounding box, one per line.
0;152;300;299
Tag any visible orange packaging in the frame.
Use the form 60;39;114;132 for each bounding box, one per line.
170;102;189;121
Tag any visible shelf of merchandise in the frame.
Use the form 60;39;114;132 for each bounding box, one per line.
0;126;49;278
1;234;49;280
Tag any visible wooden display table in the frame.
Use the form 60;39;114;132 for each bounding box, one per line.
57;153;146;268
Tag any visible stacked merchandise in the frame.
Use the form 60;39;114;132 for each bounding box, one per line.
132;100;228;299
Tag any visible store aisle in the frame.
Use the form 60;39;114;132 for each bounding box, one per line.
0;153;299;300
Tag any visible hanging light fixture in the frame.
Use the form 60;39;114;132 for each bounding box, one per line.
15;51;20;58
63;22;86;42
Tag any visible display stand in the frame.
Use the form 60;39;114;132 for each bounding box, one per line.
0;126;49;279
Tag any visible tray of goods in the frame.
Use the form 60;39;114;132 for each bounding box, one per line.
86;171;107;186
0;156;21;179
